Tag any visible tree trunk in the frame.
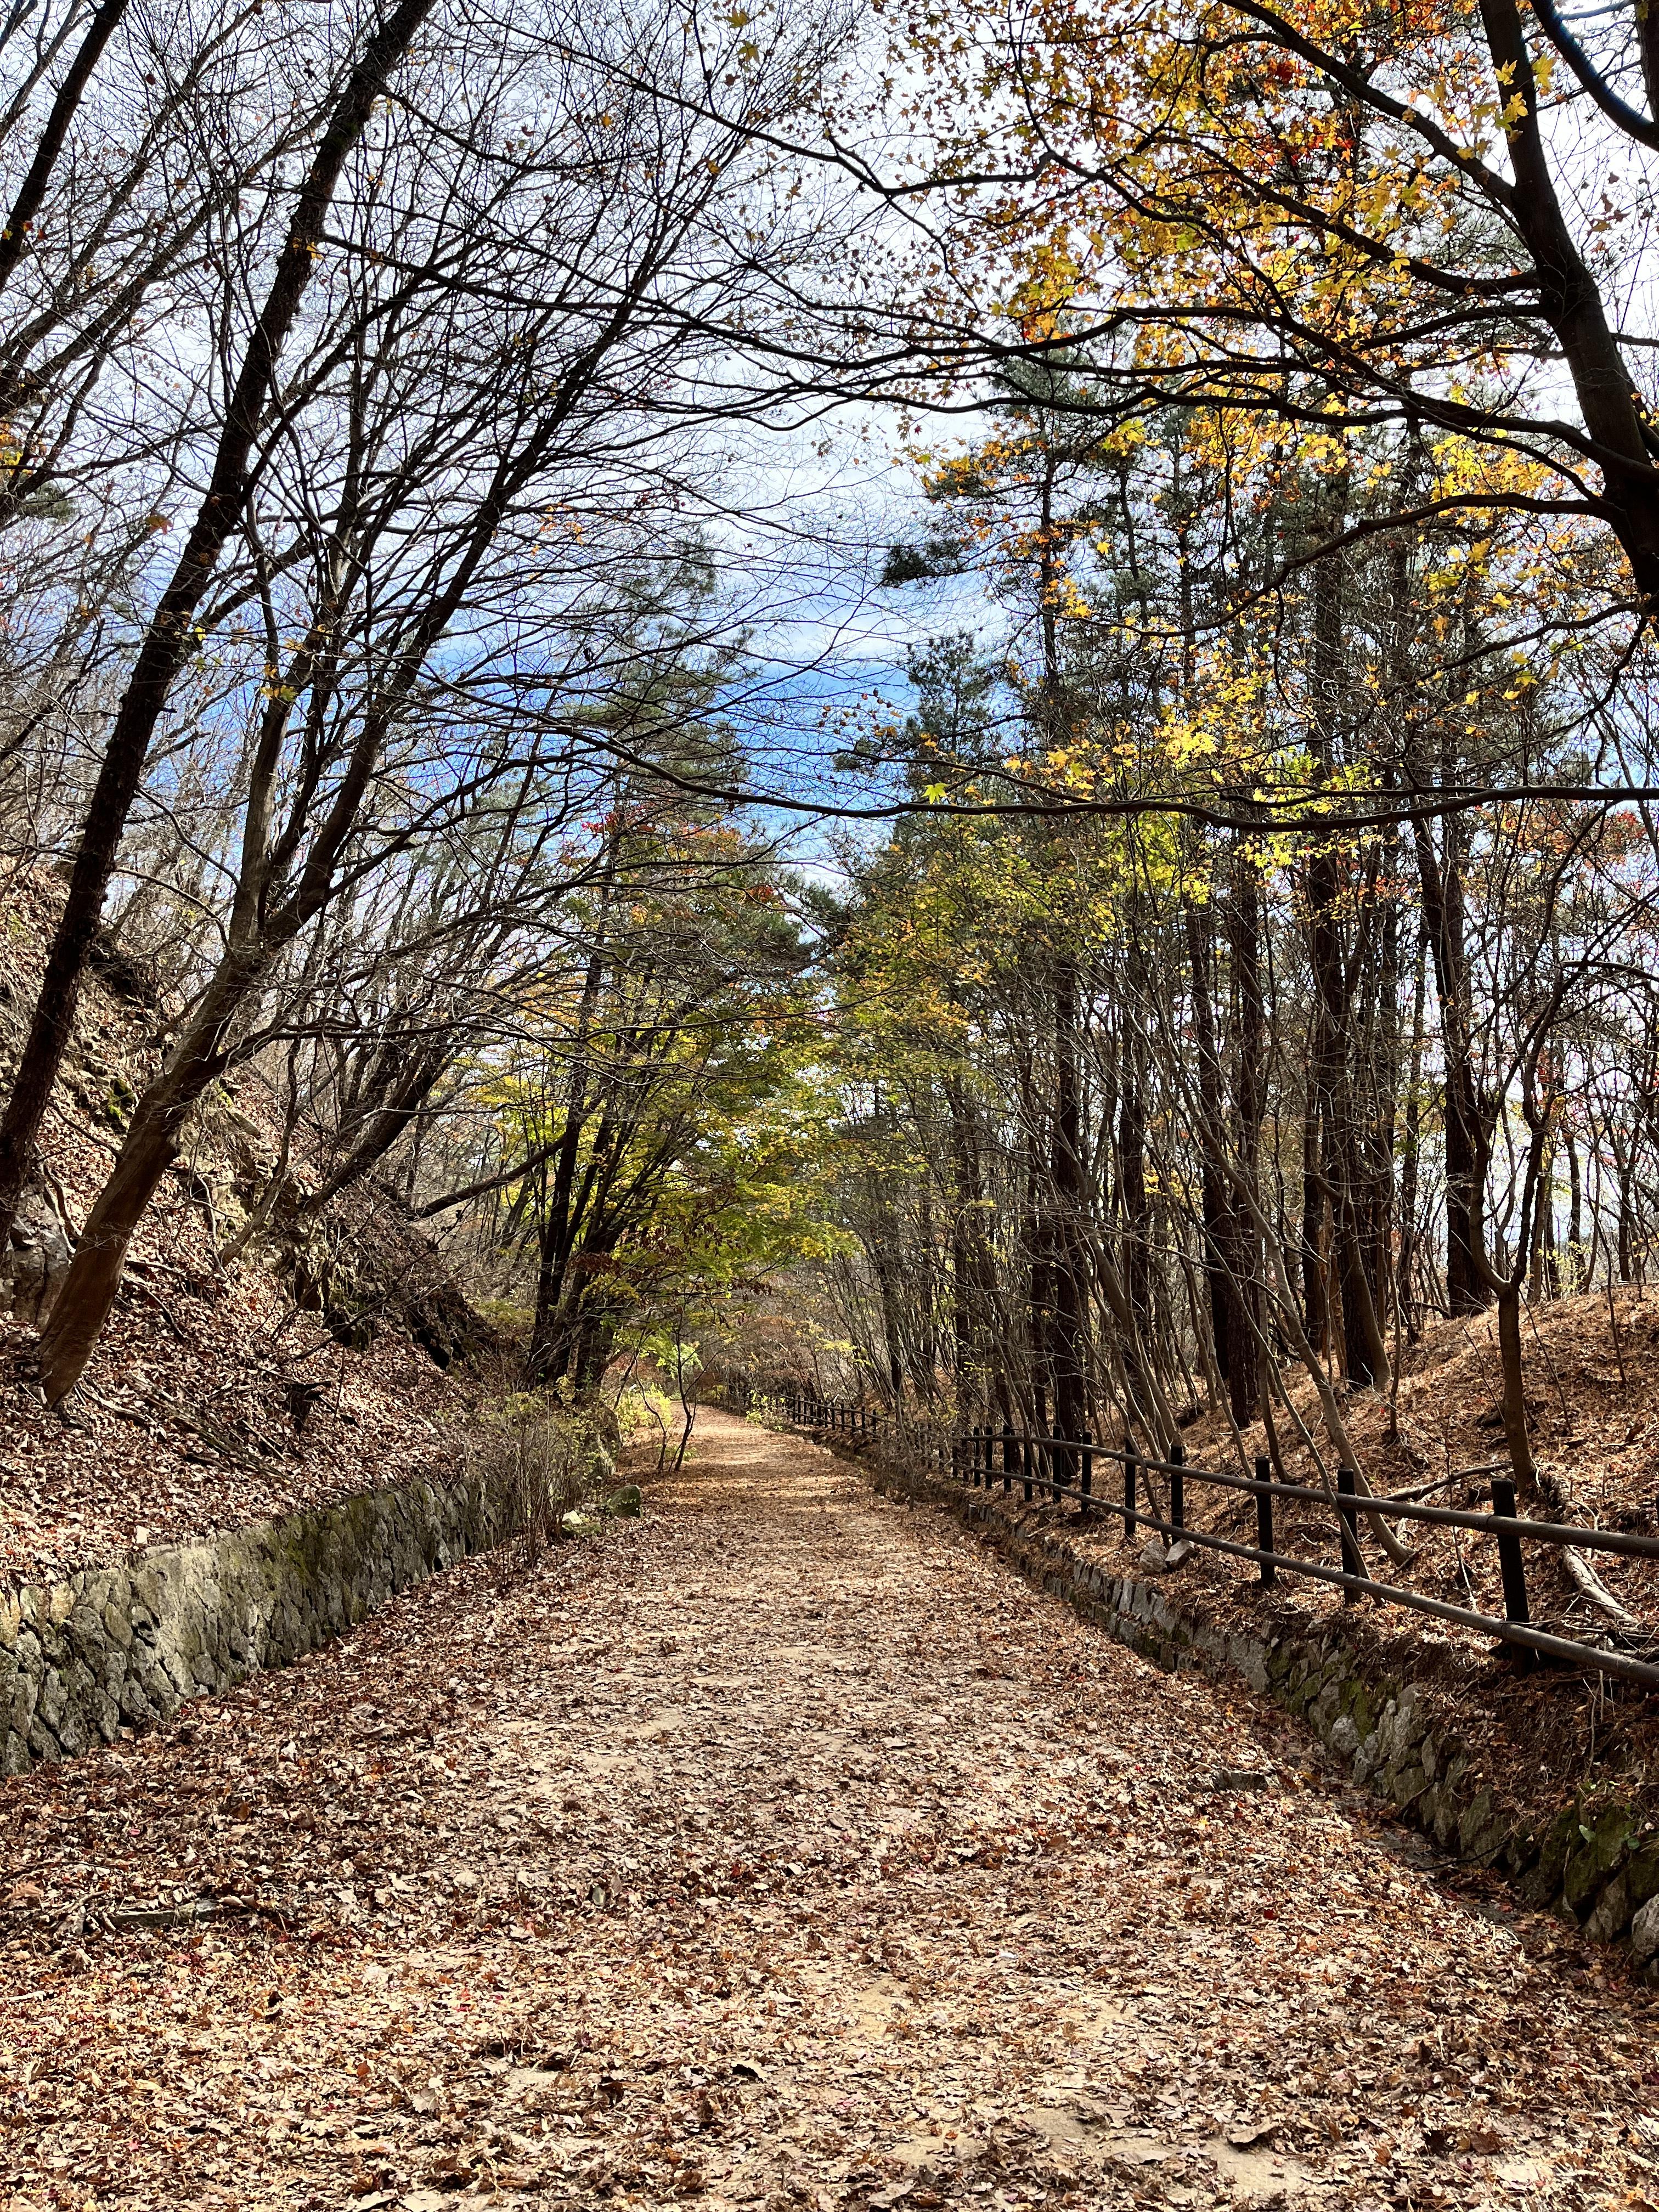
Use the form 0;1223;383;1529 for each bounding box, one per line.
1227;812;1265;1426
1494;1283;1538;1491
1186;878;1244;1395
1397;928;1427;1334
36;948;267;1401
0;0;437;1250
1406;774;1488;1312
1050;959;1089;1466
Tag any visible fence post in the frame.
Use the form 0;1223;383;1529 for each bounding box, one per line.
1079;1429;1092;1519
1002;1423;1014;1495
1490;1475;1531;1627
1023;1428;1034;1504
1124;1447;1138;1544
1255;1454;1274;1586
1170;1440;1186;1536
1336;1468;1363;1600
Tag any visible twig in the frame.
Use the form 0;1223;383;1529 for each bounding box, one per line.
1523;1301;1572;1429
125;1274;197;1347
74;1384;155;1427
1536;1468;1645;1630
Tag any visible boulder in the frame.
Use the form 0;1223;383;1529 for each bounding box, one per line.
1;1198;72;1323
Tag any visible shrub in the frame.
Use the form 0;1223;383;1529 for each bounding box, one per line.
462;1403;606;1581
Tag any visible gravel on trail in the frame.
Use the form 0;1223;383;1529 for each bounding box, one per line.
2;1409;1656;2212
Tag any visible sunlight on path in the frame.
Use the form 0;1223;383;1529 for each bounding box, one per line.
2;1409;1654;2210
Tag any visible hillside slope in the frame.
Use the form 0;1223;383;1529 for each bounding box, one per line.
0;867;495;1581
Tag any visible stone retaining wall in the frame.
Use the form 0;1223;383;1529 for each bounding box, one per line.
0;1464;521;1774
862;1452;1659;1979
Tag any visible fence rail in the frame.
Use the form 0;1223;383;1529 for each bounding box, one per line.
713;1380;1659;1692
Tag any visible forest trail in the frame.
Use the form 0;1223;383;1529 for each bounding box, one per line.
2;1411;1656;2212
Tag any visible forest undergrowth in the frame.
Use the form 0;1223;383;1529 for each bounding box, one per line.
1175;1289;1659;1639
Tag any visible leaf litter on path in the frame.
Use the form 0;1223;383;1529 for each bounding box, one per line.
0;1407;1653;2211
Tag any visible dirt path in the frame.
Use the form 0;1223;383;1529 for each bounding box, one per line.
2;1410;1656;2211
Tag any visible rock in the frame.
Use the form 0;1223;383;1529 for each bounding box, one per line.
9;1668;38;1735
604;1486;642;1520
1327;1714;1360;1759
37;1667;67;1732
561;1510;603;1539
1564;1806;1632;1917
1632;1893;1659;1966
1;1199;72;1324
1457;1788;1508;1864
1520;1804;1581;1906
119;1677;159;1725
1138;1540;1168;1573
1626;1841;1659;1908
1585;1870;1632;1943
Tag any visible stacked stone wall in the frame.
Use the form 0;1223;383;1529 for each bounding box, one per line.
0;1464;518;1774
